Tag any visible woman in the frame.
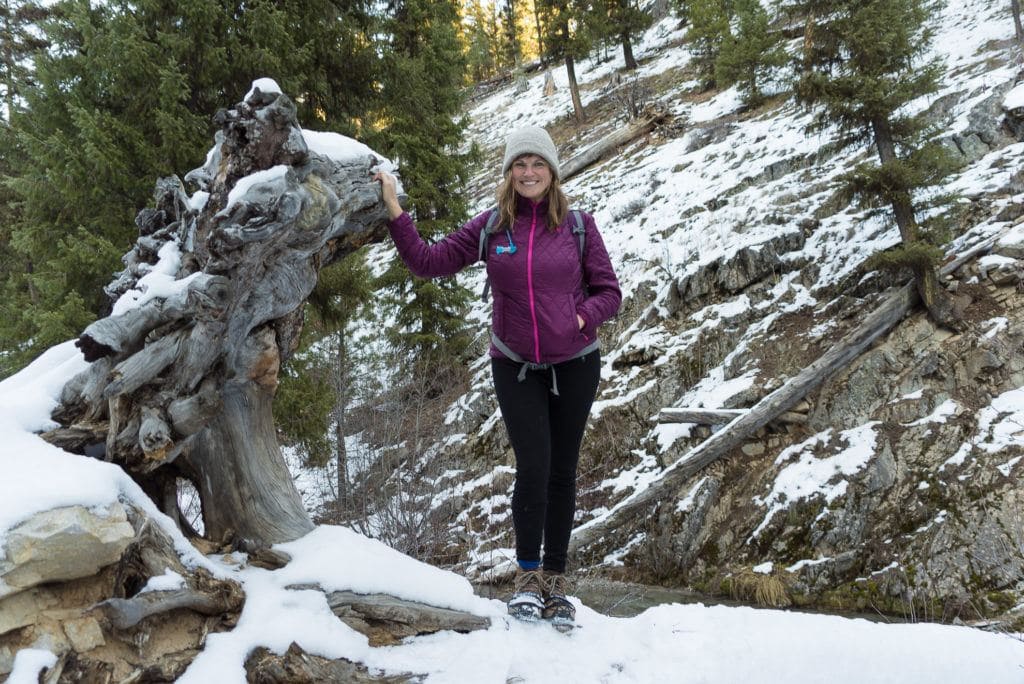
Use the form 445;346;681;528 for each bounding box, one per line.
373;125;621;628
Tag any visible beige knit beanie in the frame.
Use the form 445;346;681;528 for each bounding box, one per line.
501;125;560;177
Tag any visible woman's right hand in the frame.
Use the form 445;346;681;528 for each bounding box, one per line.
372;169;404;220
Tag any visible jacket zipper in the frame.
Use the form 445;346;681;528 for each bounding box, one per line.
526;202;541;362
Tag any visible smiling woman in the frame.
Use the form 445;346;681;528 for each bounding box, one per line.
374;124;622;631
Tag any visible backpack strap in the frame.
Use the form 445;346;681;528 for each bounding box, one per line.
570;209;585;258
570;209;588;295
480;208;586;302
479;207;500;301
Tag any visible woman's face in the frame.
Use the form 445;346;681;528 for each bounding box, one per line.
510;154;552;201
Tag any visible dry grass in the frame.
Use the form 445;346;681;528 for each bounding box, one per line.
731;569;792;608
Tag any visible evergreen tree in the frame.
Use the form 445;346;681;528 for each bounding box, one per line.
276;252;373;504
686;0;731;89
372;0;475;387
715;0;785;107
593;0;653;70
536;0;593;122
0;0;380;371
462;0;504;81
0;0;49;115
503;0;522;69
792;0;961;327
0;1;50;374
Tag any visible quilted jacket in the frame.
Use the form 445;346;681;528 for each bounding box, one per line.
387;195;622;364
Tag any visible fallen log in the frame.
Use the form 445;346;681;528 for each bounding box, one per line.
324;590;491;646
569;226;1011;555
658;407;807;425
560;106;669;181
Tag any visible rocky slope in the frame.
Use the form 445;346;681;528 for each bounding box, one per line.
362;0;1024;624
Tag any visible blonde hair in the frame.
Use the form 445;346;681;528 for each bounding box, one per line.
492;169;570;234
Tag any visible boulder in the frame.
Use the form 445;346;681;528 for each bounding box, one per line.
0;503;135;599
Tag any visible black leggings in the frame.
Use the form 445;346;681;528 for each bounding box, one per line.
491;350;601;573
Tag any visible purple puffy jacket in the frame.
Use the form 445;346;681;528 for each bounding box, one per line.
388;195;622;364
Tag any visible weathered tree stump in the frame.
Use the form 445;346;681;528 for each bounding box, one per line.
47;85;397;548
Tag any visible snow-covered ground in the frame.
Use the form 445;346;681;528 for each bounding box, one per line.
5;0;1024;680
3;344;1024;681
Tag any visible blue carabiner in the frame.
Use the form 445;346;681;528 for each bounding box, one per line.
496;229;517;255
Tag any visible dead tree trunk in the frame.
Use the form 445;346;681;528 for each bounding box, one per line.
560;107;668;180
48;86;396;548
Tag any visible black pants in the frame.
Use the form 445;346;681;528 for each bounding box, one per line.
491;350;601;573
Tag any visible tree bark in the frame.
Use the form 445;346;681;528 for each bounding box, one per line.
658;408;807;425
533;2;545;65
1012;0;1024;45
621;33;638;70
50;88;396;548
334;330;349;506
565;53;586;123
870;117;959;329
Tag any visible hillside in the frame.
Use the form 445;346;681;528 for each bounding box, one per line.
4;1;1024;680
342;0;1024;623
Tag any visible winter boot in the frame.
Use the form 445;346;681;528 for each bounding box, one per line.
542;571;576;630
507;568;545;621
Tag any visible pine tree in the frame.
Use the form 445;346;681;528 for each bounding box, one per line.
593;0;653;70
0;0;381;371
276;252;373;504
0;0;49;115
536;0;593;122
686;0;731;89
792;0;961;328
463;0;504;81
372;0;475;389
715;0;785;107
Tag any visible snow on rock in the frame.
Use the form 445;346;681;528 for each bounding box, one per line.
1003;81;1024;111
6;649;57;684
751;423;880;539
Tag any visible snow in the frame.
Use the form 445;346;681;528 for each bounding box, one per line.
1003;81;1024;110
245;77;282;100
903;399;959;427
302;129;396;172
139;568;187;593
7;0;1024;680
7;650;57;684
110;242;203;316
225;164;290;209
6;343;1024;683
751;423;881;539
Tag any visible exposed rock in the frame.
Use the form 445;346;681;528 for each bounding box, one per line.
674;230;805;304
0;503;135;599
949;82;1018;163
